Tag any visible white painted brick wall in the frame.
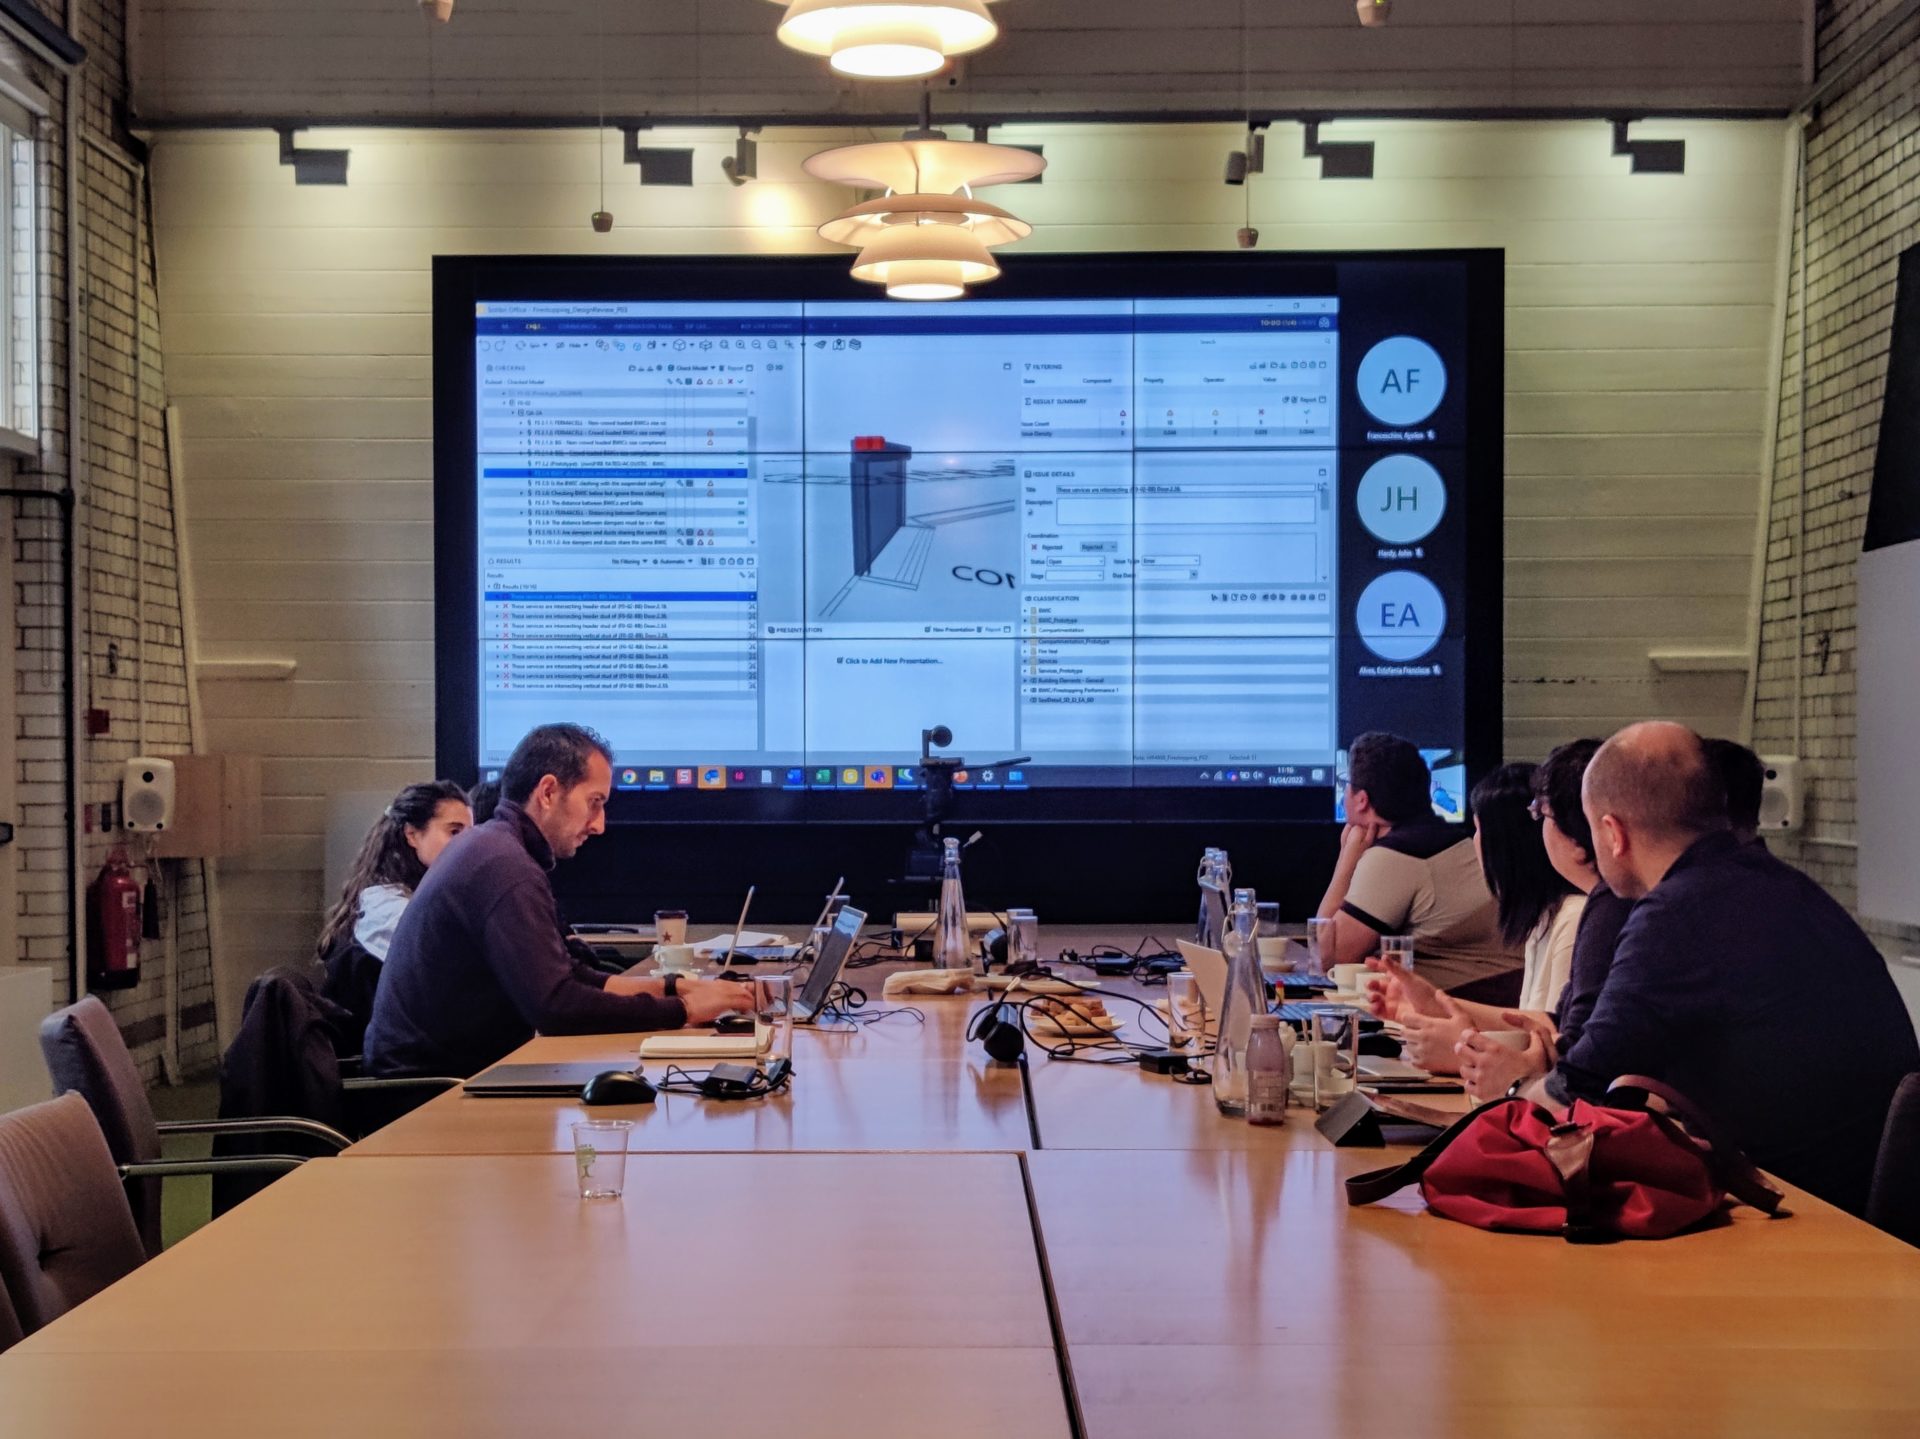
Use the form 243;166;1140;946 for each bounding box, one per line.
1751;3;1920;965
6;0;216;1086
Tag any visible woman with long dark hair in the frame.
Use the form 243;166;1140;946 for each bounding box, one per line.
317;780;474;964
1378;762;1584;1071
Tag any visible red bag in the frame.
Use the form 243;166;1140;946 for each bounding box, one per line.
1346;1076;1790;1242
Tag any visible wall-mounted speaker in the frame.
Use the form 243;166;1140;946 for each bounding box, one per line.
1758;754;1802;834
122;757;176;833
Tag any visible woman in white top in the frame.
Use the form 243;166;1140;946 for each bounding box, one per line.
317;780;474;965
1380;762;1583;1071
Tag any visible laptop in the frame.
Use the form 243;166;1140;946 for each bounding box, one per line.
1175;939;1229;1021
639;905;867;1059
463;1062;628;1097
714;877;846;965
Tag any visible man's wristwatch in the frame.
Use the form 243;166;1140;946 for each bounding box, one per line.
662;973;680;998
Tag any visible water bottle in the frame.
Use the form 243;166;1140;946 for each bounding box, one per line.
1193;848;1218;944
1245;1014;1290;1125
1212;887;1266;1116
1195;848;1231;948
935;836;975;979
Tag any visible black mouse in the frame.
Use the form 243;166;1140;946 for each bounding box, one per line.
710;1012;756;1035
580;1069;656;1106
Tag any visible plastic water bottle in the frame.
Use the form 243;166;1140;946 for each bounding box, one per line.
1212;888;1266;1116
1245;1015;1290;1125
935;836;975;979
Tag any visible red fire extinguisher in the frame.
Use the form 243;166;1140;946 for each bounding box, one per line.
88;847;142;991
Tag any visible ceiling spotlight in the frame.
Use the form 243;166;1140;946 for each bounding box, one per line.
1302;120;1373;180
1356;0;1390;26
768;0;999;79
722;129;759;187
1611;120;1686;175
806;131;1044;300
277;129;349;185
420;0;453;19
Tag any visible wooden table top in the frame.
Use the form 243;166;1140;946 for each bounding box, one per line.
2;1152;1070;1438
12;922;1920;1439
1028;1146;1920;1438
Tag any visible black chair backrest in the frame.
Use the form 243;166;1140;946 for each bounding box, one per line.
1868;1071;1920;1248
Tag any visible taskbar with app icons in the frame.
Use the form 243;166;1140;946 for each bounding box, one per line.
607;762;1340;792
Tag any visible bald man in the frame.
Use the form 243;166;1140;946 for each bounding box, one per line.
1515;722;1914;1215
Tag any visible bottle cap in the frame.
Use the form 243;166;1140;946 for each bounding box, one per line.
1250;1014;1281;1030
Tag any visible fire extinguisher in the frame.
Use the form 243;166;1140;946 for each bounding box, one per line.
88;847;142;991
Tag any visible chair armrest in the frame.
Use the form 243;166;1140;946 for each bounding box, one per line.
342;1076;462;1094
157;1117;352;1150
120;1156;312;1181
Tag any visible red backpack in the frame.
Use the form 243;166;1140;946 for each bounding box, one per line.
1346;1077;1790;1242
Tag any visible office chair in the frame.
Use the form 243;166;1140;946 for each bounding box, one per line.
40;996;339;1257
1868;1072;1920;1249
0;1094;148;1341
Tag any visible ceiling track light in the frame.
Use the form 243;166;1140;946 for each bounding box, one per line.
806;123;1044;300
722;128;760;187
277;128;349;185
1611;119;1686;175
1225;125;1266;186
622;129;695;186
1302;120;1373;180
766;0;1000;79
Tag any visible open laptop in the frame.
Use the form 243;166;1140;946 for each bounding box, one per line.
712;878;846;965
638;904;867;1060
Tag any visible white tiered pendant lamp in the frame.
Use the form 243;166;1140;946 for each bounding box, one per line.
769;0;999;79
805;136;1045;300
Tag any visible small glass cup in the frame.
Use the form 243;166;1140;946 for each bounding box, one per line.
1165;971;1205;1048
1379;935;1415;971
572;1119;633;1200
654;909;688;946
753;974;794;1063
1007;909;1039;968
1304;917;1333;978
1255;901;1282;940
1311;1009;1360;1110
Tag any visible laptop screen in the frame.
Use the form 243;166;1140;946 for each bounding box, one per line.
797;904;865;1017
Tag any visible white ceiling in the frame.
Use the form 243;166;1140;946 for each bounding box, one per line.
132;0;1811;126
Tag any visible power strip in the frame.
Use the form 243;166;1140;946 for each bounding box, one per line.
892;911;1002;935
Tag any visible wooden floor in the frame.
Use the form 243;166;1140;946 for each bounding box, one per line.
7;929;1920;1437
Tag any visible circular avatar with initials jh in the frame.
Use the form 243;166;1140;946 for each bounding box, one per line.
1357;336;1447;426
1356;455;1446;544
1356;571;1446;661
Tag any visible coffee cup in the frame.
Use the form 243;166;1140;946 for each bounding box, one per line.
1257;937;1291;974
1330;963;1384;998
655;943;699;975
654;910;688;946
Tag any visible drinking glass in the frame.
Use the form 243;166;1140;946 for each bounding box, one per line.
1255;901;1282;939
654;909;688;946
1379;935;1415;971
1166;971;1206;1048
1304;917;1333;977
572;1120;633;1200
753;974;794;1063
1311;1009;1360;1109
1007;909;1039;967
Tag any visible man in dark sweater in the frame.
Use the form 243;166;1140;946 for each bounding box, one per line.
365;724;750;1077
1536;722;1917;1216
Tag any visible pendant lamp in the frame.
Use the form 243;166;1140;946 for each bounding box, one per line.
769;0;999;79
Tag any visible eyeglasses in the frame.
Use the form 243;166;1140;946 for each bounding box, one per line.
1527;797;1550;824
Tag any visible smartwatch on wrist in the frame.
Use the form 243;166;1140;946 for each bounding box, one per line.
662;973;680;999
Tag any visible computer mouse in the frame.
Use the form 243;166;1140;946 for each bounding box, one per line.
710;1012;756;1035
580;1069;657;1106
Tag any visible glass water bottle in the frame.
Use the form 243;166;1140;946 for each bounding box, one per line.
1212;887;1266;1116
935;836;975;977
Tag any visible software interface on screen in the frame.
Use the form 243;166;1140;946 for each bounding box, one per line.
469;278;1473;801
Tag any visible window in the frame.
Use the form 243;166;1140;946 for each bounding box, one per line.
0;112;38;454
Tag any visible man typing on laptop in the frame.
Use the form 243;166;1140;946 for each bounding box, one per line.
365;723;750;1078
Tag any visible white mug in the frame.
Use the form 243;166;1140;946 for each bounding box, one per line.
655;943;699;975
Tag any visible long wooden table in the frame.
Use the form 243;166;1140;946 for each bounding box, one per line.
9;925;1920;1437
